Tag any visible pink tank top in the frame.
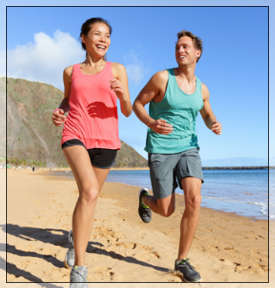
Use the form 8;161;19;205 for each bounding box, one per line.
61;62;120;149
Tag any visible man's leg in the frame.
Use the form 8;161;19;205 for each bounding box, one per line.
139;153;179;220
177;177;201;260
142;192;175;217
173;176;202;282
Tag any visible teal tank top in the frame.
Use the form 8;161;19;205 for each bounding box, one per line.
145;69;204;154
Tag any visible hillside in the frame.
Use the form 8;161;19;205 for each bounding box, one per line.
6;77;147;167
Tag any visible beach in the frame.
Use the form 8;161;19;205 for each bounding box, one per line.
2;168;275;287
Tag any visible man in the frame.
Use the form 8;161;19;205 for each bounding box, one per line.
133;30;222;282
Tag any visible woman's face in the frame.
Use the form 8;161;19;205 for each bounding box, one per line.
82;22;111;58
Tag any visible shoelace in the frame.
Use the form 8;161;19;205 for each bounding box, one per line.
73;268;86;281
178;258;194;269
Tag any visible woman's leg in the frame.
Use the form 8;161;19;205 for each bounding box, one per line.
63;145;109;266
93;166;111;192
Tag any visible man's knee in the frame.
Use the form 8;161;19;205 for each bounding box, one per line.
158;203;175;217
185;194;201;211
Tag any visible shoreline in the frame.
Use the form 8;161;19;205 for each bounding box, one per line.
41;168;269;221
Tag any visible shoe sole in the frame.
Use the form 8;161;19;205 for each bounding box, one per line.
173;270;202;282
64;255;74;269
64;259;71;269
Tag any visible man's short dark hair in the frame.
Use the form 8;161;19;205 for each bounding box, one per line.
177;30;203;62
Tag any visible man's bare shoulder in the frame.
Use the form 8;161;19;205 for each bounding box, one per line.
201;82;210;100
153;70;169;81
150;70;169;89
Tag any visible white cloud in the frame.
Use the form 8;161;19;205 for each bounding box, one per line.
126;63;144;85
7;33;148;89
123;52;147;85
7;30;85;89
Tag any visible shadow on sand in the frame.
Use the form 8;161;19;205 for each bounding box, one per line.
3;223;170;283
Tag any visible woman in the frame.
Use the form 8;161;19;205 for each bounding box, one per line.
52;18;132;287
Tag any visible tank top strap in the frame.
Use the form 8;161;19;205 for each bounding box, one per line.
195;76;202;93
71;63;81;77
101;62;113;80
167;68;174;79
168;68;202;94
105;61;111;68
104;61;112;74
167;68;176;90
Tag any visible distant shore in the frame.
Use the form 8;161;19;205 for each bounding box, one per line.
202;166;270;170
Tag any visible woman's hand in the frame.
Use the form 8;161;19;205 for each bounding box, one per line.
110;78;126;101
52;108;66;127
111;63;132;117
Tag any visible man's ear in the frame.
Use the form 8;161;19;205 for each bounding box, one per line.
196;49;201;59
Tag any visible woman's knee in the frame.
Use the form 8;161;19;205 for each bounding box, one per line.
79;186;99;204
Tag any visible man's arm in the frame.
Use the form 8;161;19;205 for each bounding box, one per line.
200;83;222;135
133;71;173;135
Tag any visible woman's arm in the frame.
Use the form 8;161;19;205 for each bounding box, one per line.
52;66;72;126
111;63;132;117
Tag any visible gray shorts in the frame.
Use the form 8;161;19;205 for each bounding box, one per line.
148;148;204;199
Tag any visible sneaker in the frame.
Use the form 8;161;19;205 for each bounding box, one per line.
138;188;152;223
65;230;75;268
174;258;201;282
70;266;88;288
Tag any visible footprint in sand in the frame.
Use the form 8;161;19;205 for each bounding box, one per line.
233;262;241;272
109;271;115;280
138;244;161;259
224;247;234;250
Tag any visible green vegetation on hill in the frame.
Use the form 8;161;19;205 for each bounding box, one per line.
6;77;147;168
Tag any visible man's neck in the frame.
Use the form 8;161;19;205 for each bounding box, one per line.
176;64;196;82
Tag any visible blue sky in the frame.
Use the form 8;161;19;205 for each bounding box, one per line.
2;1;274;166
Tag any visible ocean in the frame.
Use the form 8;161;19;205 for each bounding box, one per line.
52;168;274;220
105;168;272;220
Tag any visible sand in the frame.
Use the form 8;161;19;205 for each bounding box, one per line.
1;168;275;288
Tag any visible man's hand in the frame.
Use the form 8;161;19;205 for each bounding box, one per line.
149;119;173;134
52;108;66;127
211;121;222;135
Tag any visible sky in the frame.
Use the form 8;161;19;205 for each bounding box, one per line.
1;0;274;167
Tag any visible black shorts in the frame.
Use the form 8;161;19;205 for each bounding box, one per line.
62;139;117;169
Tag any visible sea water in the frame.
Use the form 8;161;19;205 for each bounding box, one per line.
106;168;272;220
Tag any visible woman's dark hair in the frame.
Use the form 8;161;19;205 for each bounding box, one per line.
80;17;112;50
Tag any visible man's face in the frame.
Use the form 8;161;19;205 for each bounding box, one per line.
175;36;201;66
